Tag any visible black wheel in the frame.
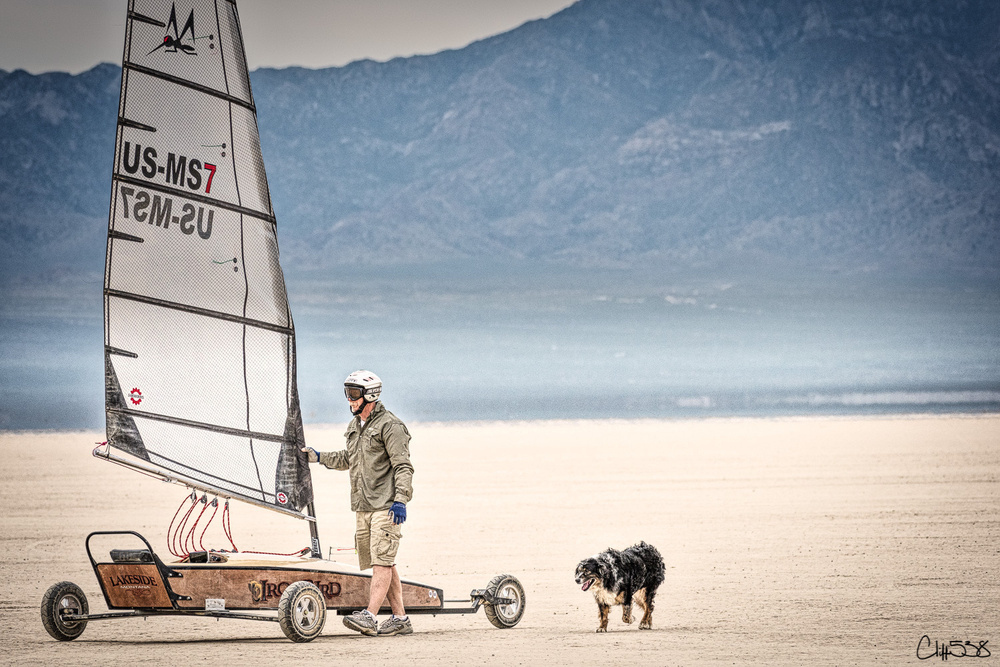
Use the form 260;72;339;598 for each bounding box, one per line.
483;574;525;629
41;581;89;641
278;581;326;642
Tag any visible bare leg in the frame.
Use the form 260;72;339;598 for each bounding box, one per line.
386;565;406;616
367;565;393;615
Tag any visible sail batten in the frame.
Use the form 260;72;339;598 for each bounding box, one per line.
112;174;277;223
104;0;313;518
107;407;286;442
128;11;167;27
123;61;257;111
105;289;293;334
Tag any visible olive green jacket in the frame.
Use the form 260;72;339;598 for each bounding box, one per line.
318;402;413;512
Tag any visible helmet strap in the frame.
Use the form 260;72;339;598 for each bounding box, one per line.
352;397;376;417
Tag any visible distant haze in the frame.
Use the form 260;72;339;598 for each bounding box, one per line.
0;0;575;74
0;0;997;429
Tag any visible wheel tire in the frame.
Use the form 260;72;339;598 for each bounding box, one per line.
41;581;89;641
278;581;326;642
483;574;525;629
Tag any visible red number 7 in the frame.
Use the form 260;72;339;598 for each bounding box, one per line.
203;163;217;193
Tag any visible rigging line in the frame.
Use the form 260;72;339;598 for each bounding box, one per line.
122;62;255;112
174;491;198;556
198;498;220;552
174;495;198;558
165;492;191;558
172;493;199;558
185;495;210;554
104;289;292;336
112;173;276;225
222;500;238;551
240;547;312;557
183;495;202;553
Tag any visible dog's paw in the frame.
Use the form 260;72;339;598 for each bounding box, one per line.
596;627;607;633
639;623;652;630
623;613;633;624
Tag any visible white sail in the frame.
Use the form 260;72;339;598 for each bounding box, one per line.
103;0;313;518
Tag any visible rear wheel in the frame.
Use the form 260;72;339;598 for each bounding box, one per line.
278;581;326;642
41;581;89;641
484;574;525;629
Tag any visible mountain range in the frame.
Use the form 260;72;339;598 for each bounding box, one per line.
1;0;998;283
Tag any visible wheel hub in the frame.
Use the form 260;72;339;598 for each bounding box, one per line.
496;584;521;620
295;595;319;630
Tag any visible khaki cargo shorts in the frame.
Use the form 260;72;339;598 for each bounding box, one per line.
355;509;402;570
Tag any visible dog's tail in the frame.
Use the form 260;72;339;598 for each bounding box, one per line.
636;541;666;588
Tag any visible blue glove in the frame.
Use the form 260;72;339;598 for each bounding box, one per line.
389;501;407;525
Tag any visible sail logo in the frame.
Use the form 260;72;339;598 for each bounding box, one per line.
248;579;342;603
121;142;218;194
147;3;214;56
119;186;214;240
276;492;288;505
129;388;143;405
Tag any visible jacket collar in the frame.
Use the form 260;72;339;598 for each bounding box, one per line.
350;401;384;434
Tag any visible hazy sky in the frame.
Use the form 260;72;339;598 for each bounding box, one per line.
0;0;577;74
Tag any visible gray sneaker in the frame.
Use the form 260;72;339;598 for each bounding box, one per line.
343;610;378;636
378;615;413;636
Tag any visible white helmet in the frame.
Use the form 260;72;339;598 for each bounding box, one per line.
344;370;382;404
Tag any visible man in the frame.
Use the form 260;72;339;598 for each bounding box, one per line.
302;370;414;636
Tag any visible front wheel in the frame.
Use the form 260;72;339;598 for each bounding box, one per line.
483;574;525;629
278;581;326;642
41;581;89;641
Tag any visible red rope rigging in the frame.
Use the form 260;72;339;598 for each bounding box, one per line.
197;498;219;552
172;493;198;558
183;495;210;554
222;499;237;552
166;492;197;558
164;491;311;558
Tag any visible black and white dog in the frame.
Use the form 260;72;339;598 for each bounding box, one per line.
574;542;665;632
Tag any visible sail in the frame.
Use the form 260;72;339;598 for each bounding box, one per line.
103;0;313;516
